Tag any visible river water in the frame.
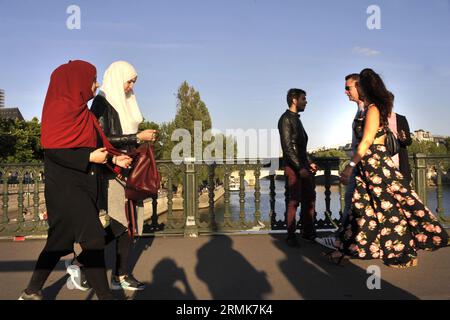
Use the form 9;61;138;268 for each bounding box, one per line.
198;179;450;223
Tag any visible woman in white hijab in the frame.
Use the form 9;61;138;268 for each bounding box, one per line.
90;61;157;291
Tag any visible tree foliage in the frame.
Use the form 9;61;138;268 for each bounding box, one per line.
407;140;448;155
311;149;347;158
174;81;212;152
0;117;43;163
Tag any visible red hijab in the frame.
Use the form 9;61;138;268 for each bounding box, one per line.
41;60;114;150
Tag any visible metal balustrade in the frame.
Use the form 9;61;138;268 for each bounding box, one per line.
1;154;449;238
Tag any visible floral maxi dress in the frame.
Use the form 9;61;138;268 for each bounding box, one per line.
339;128;449;267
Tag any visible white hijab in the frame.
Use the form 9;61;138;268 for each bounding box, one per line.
99;61;143;134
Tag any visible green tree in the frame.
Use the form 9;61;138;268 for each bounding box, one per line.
139;120;163;159
0;118;16;161
158;81;213;188
408;140;447;155
311;149;347;158
0;117;43;163
173;81;212;153
158;121;178;160
408;139;450;175
445;138;450;153
161;82;238;189
137;82;236;192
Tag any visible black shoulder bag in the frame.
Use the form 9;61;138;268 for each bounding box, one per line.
384;126;401;157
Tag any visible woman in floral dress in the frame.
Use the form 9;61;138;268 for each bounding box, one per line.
330;68;448;268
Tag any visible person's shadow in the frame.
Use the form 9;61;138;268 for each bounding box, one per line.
41;260;71;300
271;234;419;299
195;235;272;299
133;258;196;300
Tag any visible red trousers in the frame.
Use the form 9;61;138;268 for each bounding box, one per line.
285;166;316;237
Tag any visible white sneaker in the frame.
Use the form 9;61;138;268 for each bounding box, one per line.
315;236;338;250
66;264;90;291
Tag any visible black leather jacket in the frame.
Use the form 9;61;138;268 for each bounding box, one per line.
90;95;138;151
278;110;310;171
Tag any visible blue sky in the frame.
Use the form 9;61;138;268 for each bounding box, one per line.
1;0;450;150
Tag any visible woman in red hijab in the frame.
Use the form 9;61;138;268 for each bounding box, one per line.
19;60;131;300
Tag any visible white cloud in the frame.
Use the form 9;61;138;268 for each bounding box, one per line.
352;46;381;57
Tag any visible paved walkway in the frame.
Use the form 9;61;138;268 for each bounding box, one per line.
1;234;449;300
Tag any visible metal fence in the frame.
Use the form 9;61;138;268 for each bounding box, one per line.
1;154;449;238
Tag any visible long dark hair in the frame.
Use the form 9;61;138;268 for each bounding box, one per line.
357;68;393;126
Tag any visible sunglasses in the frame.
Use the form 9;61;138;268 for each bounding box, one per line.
345;85;356;91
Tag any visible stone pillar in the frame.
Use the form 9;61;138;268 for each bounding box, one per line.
184;158;198;237
413;153;427;206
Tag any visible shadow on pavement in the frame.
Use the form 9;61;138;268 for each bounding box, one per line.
271;234;419;299
134;258;197;300
195;235;272;299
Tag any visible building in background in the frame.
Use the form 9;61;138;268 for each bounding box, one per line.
0;89;24;121
412;129;449;147
412;129;434;142
0;89;4;108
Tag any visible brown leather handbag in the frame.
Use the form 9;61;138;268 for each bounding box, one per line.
125;143;161;201
106;143;161;237
107;142;161;200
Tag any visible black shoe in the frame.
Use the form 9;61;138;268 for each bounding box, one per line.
18;290;43;300
286;235;300;247
111;274;146;291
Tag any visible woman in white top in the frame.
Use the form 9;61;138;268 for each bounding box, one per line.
91;61;157;290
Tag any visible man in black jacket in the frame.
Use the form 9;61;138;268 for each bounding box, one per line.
388;112;413;184
278;89;318;247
